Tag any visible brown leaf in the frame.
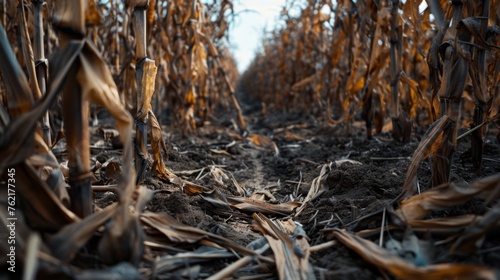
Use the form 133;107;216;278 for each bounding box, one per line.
295;163;332;217
85;0;103;26
252;213;315;280
227;196;300;216
15;162;79;232
0;31;81;172
141;211;254;256
104;161;122;181
402;116;451;196
451;202;500;254
408;215;481;234
398;175;500;221
46;203;116;261
458;18;500;51
331;229;496;280
248;134;279;156
136;59;157;120
291;74;316;90
148;109;173;182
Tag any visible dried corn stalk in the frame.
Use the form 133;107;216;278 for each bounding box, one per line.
130;0;160;182
51;0;135;218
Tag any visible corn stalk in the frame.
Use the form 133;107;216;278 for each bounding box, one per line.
132;0;155;182
469;0;490;170
429;0;471;186
389;0;411;142
361;1;384;139
51;0;136;217
53;0;92;218
33;0;51;146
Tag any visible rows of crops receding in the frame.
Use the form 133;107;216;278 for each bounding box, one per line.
1;0;500;279
239;0;500;184
0;0;248;275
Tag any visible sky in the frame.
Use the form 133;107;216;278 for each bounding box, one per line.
229;0;288;73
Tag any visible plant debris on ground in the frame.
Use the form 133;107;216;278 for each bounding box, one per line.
1;0;500;279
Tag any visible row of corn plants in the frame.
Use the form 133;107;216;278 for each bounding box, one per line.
0;0;246;275
239;0;500;186
0;0;244;216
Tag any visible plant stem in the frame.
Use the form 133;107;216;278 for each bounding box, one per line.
471;0;490;170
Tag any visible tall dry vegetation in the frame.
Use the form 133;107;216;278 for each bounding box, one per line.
0;0;245;217
1;0;500;279
0;0;248;276
240;0;500;185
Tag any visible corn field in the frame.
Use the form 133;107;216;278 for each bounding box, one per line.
1;0;500;279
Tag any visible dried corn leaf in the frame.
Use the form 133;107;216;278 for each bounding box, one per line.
428;0;446;29
252;213;315;280
198;188;299;215
141;211;255;256
0;30;80;172
281;131;306;141
402;116;451;196
248;134;279;156
153;246;235;275
149;109;174;182
292;74;316;90
408;215;482;234
15;162;79;232
451;202;500;253
227;196;300;216
28;133;70;205
98;184;150;265
136;58;157;120
398;175;500;221
183;180;212;195
331;229;496;280
141;211;207;244
210;165;229;186
104;161;121;180
295;162;332;217
46;203;117;261
85;0;103;26
200;188;232;210
458;18;500;51
0;21;33;116
209;148;234;158
98;127;120;140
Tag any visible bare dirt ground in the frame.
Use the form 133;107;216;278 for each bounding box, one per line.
83;90;500;279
